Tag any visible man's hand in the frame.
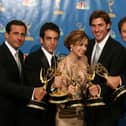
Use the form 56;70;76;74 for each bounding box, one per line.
106;76;121;89
33;87;46;101
88;84;100;98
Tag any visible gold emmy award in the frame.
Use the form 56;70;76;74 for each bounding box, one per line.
49;69;69;104
25;23;34;41
107;0;116;18
49;88;69;104
64;64;86;108
27;67;55;110
85;64;106;107
94;63;109;80
48;54;69;104
94;63;126;102
76;22;84;31
50;63;86;107
65;78;84;108
54;0;64;15
112;85;126;102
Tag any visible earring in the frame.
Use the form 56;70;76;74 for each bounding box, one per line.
70;48;72;51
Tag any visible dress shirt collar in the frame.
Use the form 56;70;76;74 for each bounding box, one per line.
91;32;111;64
5;40;18;58
41;46;54;66
95;31;110;49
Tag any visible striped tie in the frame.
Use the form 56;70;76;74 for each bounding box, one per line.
91;43;100;65
15;51;22;75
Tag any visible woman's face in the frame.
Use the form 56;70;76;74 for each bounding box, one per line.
71;38;88;57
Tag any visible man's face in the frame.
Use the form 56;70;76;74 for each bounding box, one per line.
91;18;110;42
40;29;59;54
5;25;26;49
120;22;126;42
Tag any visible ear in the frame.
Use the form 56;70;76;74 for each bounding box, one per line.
40;38;43;45
5;32;9;39
70;44;74;49
107;23;111;30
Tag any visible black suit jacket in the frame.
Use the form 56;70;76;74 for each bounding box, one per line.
85;36;126;126
121;72;126;84
86;37;126;98
24;48;51;86
20;48;56;126
0;43;33;126
87;37;126;74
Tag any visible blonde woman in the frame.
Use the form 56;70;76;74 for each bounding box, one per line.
53;30;89;126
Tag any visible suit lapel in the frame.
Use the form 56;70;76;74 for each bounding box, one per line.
98;37;112;63
2;43;23;79
86;40;95;65
2;43;18;67
87;37;113;65
39;49;50;70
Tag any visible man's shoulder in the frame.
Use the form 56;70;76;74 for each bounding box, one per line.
0;43;7;54
28;48;42;57
106;36;124;49
25;48;43;62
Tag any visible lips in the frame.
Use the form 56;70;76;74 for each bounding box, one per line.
95;33;101;37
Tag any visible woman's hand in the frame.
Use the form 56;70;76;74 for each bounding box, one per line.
88;84;100;98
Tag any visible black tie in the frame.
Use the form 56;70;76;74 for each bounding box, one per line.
51;56;55;68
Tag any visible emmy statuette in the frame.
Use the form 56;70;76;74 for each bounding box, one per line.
64;64;86;108
27;67;55;110
95;63;126;102
85;64;106;107
49;69;69;104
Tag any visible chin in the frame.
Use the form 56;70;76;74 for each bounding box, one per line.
77;55;82;59
123;39;126;42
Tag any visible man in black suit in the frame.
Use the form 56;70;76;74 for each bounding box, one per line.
85;10;126;126
19;22;60;126
106;16;126;89
106;17;126;126
0;20;47;126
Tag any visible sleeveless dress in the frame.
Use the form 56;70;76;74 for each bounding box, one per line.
53;55;88;126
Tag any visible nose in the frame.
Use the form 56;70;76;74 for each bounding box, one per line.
50;38;57;45
83;46;87;52
94;26;100;32
17;34;24;40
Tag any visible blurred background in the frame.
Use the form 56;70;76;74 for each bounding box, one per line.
0;0;126;55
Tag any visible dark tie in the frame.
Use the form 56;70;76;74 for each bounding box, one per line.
51;56;55;68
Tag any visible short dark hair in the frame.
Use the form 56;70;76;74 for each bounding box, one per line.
118;17;126;33
39;22;60;38
89;10;111;26
6;19;27;34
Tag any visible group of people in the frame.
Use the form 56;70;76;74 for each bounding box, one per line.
0;10;126;126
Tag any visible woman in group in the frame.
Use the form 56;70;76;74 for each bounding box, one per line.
52;30;89;126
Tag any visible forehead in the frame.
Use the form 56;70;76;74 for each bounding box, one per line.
91;18;106;25
44;29;59;37
75;38;88;45
10;25;26;32
121;22;126;28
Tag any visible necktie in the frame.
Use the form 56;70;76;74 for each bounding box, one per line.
92;43;100;65
15;51;22;75
51;56;55;68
